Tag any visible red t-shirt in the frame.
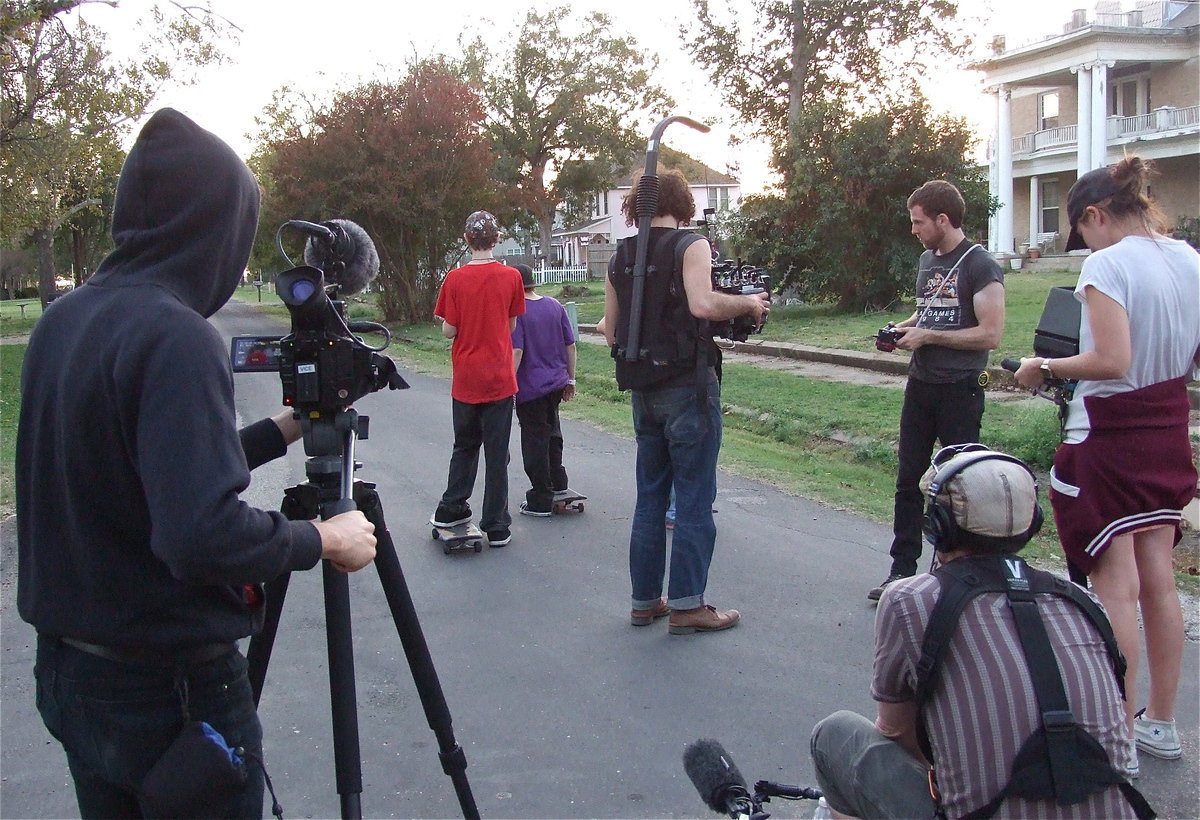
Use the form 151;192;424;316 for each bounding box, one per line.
434;261;525;403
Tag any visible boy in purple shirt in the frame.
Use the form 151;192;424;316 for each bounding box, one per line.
511;264;578;515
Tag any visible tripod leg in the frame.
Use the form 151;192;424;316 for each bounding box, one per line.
355;482;480;820
323;561;364;820
249;486;316;703
247;572;292;705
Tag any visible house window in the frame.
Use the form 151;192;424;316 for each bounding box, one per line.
706;187;730;211
1039;92;1059;130
1040;179;1060;235
1109;77;1149;117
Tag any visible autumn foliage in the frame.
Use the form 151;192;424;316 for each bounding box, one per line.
255;59;505;324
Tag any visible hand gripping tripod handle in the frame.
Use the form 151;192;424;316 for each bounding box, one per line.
624;115;711;363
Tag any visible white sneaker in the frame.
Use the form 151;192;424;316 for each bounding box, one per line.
811;796;833;820
1134;711;1181;760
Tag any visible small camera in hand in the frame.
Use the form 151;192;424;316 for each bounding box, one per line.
875;325;902;352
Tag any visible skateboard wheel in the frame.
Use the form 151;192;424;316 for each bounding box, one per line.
576;503;584;512
431;528;439;540
473;540;483;553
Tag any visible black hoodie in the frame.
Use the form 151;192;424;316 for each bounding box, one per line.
16;109;322;651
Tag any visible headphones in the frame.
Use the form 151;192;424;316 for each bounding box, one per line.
922;444;1044;552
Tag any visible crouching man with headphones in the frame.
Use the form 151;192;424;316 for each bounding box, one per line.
809;445;1153;819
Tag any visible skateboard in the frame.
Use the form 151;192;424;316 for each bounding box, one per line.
552;489;587;514
430;520;485;554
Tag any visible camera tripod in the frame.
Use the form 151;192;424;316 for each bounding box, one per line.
246;409;478;820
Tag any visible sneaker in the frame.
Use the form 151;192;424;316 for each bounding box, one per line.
486;529;511;547
519;501;552;517
431;503;471;528
668;605;740;635
631;598;669;626
812;796;834;820
665;514;675;530
1126;740;1140;779
1134;709;1181;760
867;572;910;602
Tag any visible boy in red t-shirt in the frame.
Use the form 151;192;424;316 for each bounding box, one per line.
431;211;526;546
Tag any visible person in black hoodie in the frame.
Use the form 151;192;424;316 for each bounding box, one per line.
16;109;378;818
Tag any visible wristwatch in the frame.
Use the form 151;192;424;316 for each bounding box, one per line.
566;379;576;385
1040;358;1055;378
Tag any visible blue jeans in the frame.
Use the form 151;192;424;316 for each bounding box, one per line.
629;374;722;611
34;636;264;819
441;396;514;532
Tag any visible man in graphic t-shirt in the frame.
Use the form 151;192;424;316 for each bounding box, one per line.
431;211;526;547
867;181;1006;602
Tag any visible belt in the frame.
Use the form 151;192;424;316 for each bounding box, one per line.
55;636;236;668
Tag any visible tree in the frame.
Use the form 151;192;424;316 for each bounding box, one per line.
253;59;506;324
464;6;671;262
684;0;966;164
1;1;234;303
728;93;991;311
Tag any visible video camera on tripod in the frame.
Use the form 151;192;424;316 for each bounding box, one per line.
230;218;408;454
710;259;770;342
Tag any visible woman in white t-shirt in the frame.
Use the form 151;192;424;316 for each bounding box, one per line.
1016;156;1199;772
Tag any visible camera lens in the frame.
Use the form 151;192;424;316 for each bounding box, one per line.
288;280;317;302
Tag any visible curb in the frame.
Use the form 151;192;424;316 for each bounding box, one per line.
579;324;1200;409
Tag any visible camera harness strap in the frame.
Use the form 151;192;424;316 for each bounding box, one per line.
914;556;1154;820
913;243;982;328
672;231;720;402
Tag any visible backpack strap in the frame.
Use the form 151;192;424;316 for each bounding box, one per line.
916;557;1153;820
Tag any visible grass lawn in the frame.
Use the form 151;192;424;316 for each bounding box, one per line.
5;273;1194;591
0;299;46;339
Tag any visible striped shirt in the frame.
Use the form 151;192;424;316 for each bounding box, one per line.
873;573;1135;819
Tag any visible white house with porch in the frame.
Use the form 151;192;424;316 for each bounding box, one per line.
975;0;1198;257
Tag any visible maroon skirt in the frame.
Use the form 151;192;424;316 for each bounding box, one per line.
1050;377;1196;574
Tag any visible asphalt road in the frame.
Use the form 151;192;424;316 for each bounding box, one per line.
1;300;1196;819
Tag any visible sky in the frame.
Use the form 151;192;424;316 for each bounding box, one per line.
76;0;1105;195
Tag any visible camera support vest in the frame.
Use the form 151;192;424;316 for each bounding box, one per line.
914;555;1154;819
609;227;718;392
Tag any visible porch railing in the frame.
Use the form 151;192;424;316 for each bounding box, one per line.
1011;104;1199;157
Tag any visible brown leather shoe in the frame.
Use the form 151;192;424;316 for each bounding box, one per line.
668;605;740;635
630;598;669;626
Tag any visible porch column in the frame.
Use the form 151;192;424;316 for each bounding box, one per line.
1090;61;1112;169
1073;64;1092;174
1029;176;1040;251
996;85;1014;255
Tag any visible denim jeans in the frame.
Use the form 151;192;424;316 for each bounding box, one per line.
441;396;514;532
889;376;985;576
629;373;722;610
34;635;264;819
515;389;568;509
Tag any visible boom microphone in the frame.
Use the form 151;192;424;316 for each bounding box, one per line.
683;739;754;818
296;218;380;295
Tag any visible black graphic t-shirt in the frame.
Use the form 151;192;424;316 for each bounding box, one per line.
909;240;1004;384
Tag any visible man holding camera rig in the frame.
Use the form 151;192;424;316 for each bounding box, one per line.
811;446;1145;819
16;109;378;818
604;168;769;634
868;180;1005;602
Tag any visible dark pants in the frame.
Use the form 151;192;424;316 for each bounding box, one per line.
515;389;569;510
34;635;264;819
889;376;985;576
441;396;514;532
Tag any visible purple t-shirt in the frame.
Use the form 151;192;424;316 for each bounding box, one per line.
512;296;575;404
